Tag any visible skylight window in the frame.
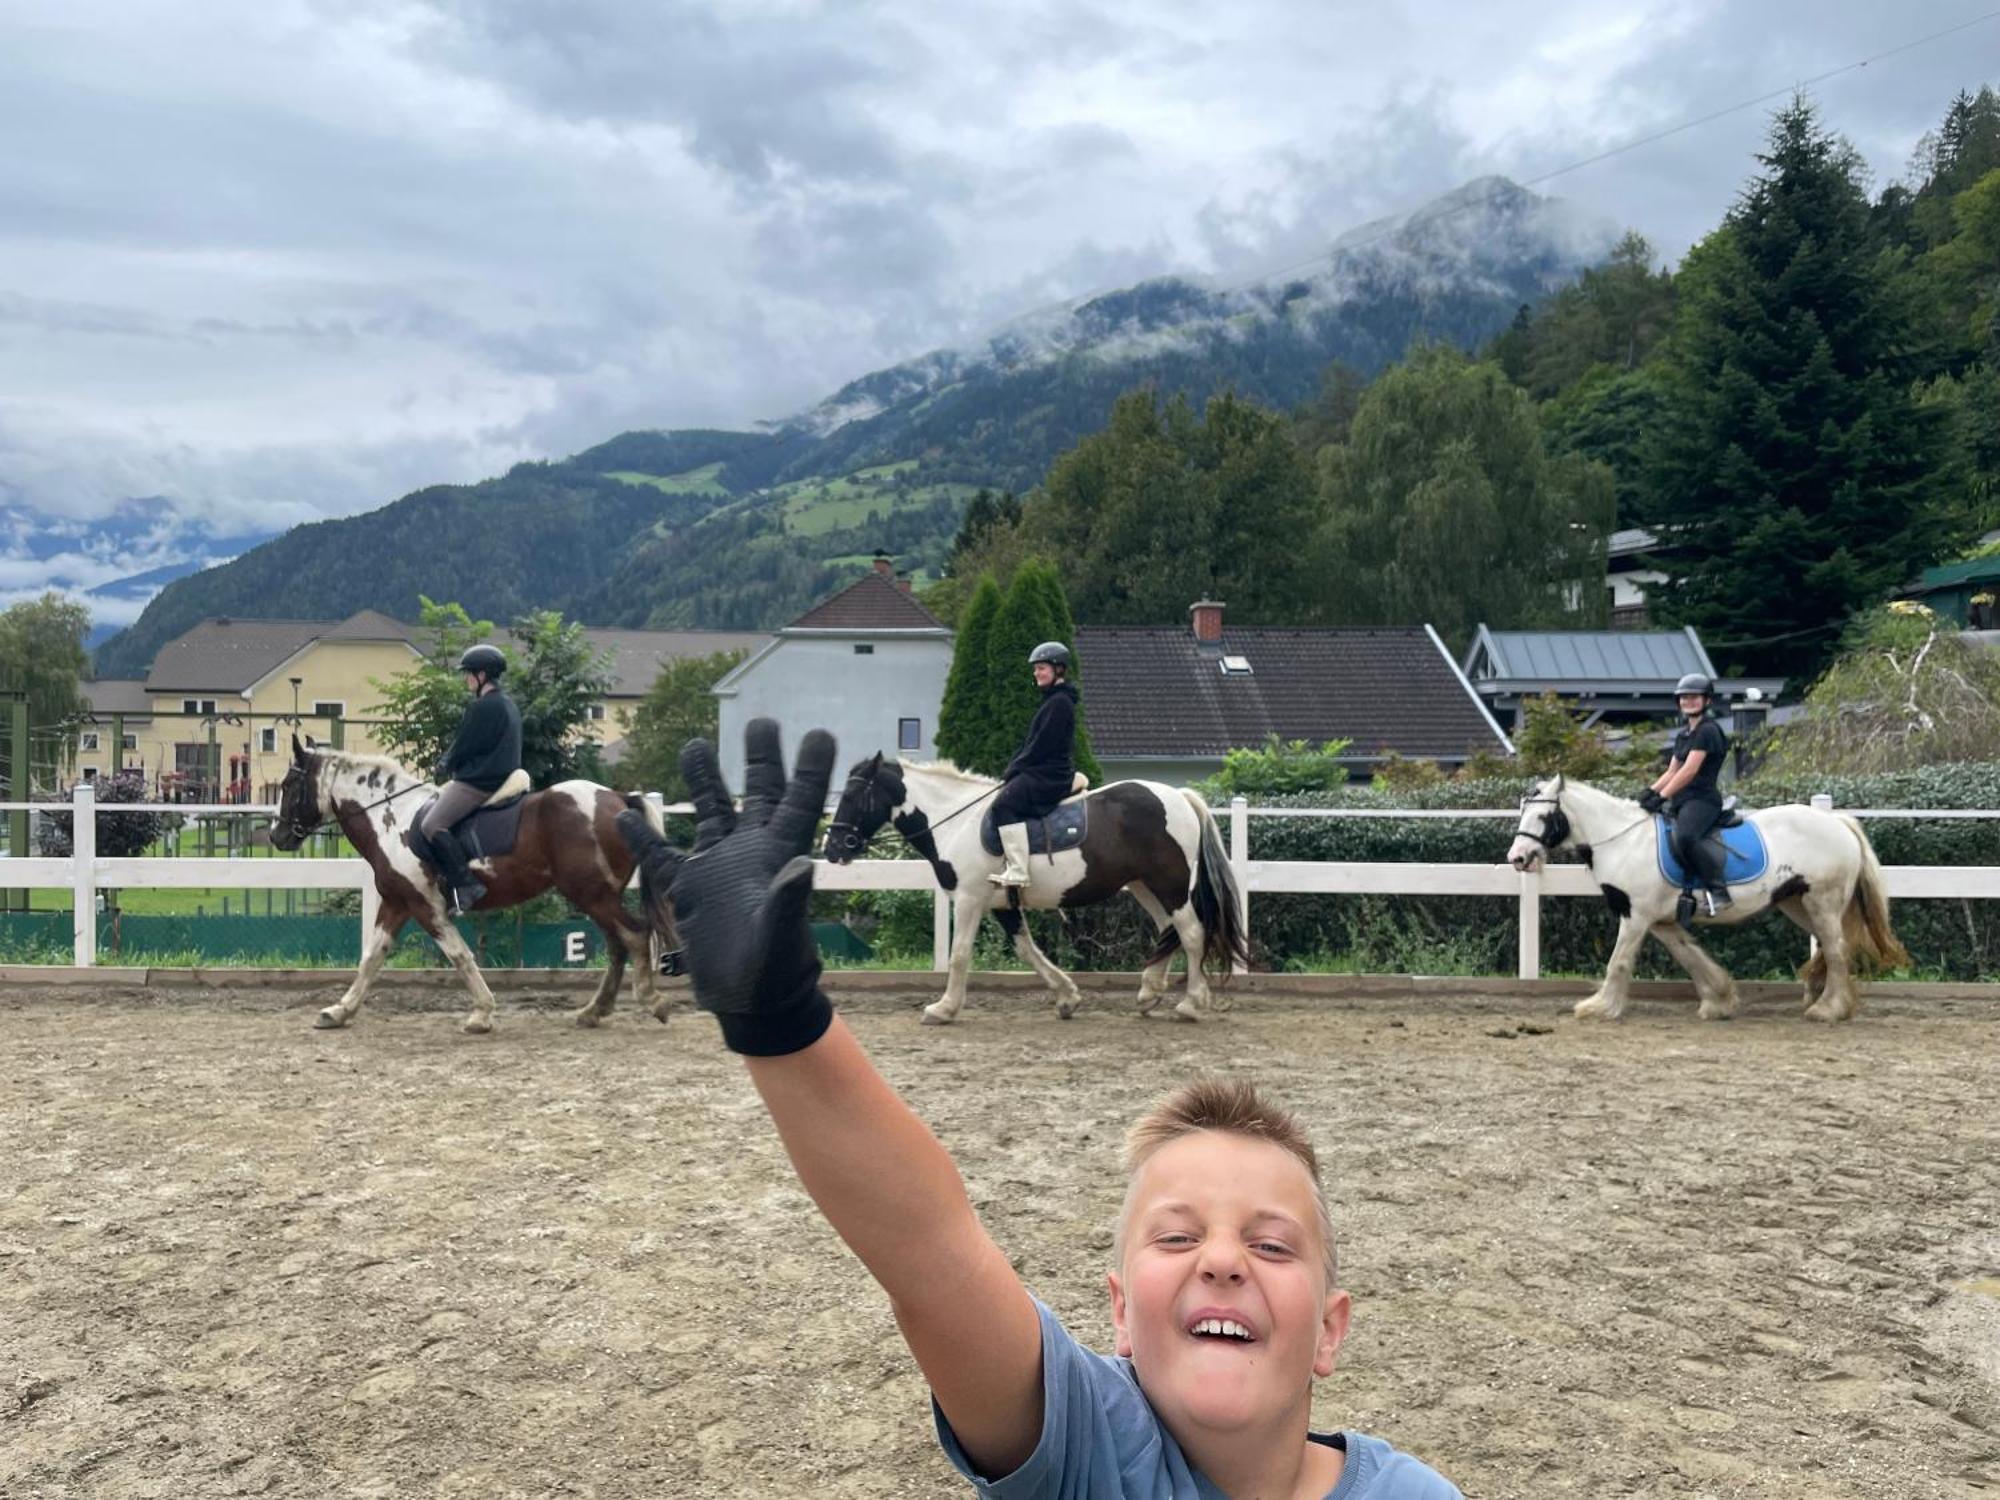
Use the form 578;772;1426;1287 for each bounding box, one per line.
1219;655;1254;676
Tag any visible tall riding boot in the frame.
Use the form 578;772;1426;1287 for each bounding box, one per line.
431;827;488;915
989;822;1032;887
1697;842;1733;917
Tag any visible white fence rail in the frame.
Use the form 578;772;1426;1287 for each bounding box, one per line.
4;787;1999;979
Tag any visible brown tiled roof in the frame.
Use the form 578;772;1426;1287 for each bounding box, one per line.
146;611;421;692
1074;625;1509;760
582;628;769;698
787;574;946;631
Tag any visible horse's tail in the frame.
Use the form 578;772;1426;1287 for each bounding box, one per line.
1164;789;1249;984
1838;813;1909;972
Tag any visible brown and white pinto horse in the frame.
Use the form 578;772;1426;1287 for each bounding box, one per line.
272;735;671;1034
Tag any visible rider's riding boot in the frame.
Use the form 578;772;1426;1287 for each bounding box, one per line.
989;821;1032;888
1696;842;1733;917
431;827;487;915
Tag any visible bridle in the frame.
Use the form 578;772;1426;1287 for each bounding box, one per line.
1513;790;1654;858
826;764;1001;861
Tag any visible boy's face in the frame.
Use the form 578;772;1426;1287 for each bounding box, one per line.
1108;1131;1350;1436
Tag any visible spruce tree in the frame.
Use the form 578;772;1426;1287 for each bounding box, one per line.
934;572;1001;770
1644;96;1960;681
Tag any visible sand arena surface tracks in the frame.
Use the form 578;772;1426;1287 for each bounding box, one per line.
2;980;1998;1499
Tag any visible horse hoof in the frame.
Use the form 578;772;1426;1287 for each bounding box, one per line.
650;1000;672;1025
1172;998;1203;1023
572;1008;602;1029
1135;993;1161;1016
920;1005;954;1026
1573;995;1612;1020
313;1009;346;1030
1056;999;1077;1020
462;1016;493;1035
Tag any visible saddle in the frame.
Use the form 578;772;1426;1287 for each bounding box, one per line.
407;768;533;866
980;774;1092;858
1654;808;1768;887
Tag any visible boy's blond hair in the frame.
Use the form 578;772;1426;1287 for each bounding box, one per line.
1115;1078;1339;1287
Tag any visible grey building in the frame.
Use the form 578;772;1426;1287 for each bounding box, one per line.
713;559;953;788
1074;601;1513;784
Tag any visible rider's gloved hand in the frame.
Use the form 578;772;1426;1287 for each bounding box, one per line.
615;718;837;1057
1639;787;1665;814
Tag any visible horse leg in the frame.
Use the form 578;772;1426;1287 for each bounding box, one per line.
1575;913;1649;1020
1775;898;1826;1012
923;890;985;1026
572;940;625;1029
1649;920;1740;1021
992;906;1084;1020
419;909;499;1034
1801;889;1858;1023
1169;902;1212;1023
1128;884;1176;1015
317;900;403;1029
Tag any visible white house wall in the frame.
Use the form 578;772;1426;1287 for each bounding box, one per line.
717;634;952;787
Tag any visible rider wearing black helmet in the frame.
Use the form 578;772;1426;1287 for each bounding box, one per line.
421;644;523;914
988;641;1079;888
1640;671;1732;922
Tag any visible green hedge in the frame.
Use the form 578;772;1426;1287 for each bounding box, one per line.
823;769;2000;981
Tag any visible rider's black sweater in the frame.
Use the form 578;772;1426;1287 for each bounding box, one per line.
441;689;523;792
1004;681;1078;784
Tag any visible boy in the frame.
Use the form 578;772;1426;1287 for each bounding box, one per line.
617;719;1461;1499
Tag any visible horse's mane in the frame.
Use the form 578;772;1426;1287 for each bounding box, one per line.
900;759;995;788
313;747;423;782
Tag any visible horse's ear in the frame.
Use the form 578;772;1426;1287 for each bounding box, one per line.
291;733;307;765
868;751;883;773
1553;772;1566;792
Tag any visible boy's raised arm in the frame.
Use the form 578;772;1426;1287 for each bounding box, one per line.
617;721;1045;1478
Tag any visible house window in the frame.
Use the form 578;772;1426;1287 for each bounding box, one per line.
259;727;277;753
82;766;98;780
588;704;606;721
121;734;137;751
854;643;875;655
1219;655;1254;676
898;717;921;751
311;701;344;719
80;731;100;751
182;698;217;716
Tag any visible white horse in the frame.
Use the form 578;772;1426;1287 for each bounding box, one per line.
273;738;670;1034
1507;774;1907;1022
822;756;1248;1024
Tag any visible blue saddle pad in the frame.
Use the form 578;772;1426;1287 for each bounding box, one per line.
1655;815;1768;886
407;792;527;865
980;798;1089;857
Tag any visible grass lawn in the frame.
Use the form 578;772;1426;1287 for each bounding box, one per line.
606;462;731;497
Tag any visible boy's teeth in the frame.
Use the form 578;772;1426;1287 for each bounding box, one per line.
1192;1318;1252;1340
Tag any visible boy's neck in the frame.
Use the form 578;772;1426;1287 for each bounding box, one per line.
1171;1410;1344;1499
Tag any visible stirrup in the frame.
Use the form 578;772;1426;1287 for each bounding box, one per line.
1702;887;1733;916
447;880;487;916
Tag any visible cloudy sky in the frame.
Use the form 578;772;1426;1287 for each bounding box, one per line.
1;0;1994;583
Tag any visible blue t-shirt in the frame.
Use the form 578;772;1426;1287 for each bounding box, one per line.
933;1300;1462;1499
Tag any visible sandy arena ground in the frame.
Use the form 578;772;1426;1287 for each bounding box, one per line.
2;978;1998;1499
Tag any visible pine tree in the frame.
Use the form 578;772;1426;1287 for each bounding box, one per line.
1644;96;1962;681
977;566;1063;777
934;572;1001;771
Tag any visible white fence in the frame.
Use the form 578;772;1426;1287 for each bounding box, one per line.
4;787;1999;979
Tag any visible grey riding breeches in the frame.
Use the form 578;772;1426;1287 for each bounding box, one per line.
421;780;489;838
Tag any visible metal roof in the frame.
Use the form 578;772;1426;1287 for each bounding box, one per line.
1464;625;1716;686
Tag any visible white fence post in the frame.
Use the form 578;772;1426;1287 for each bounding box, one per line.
932;890;950;972
1516;866;1540;981
1810;793;1834;813
71;781;96;966
1228;796;1249;976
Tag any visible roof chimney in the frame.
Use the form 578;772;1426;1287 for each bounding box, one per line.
895;574;912;594
872;553;893;577
1190;600;1225;644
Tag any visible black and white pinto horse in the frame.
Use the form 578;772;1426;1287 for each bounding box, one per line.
272;736;671;1034
1508;774;1907;1022
824;756;1249;1023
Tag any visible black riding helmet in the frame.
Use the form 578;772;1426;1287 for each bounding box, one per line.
1028;641;1071;671
458;644;508;680
1674;671;1715;698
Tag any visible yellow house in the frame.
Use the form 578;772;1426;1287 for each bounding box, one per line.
76;614;766;797
77;611;423;800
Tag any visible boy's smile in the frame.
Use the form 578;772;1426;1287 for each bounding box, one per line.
1109;1131;1350;1437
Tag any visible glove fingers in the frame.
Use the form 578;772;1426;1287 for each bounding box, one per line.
761;855;819;946
680;738;736;852
739;718;787;827
770;728;837;855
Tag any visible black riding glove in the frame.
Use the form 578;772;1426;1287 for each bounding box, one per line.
1639;787;1665;814
615;718;837;1057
